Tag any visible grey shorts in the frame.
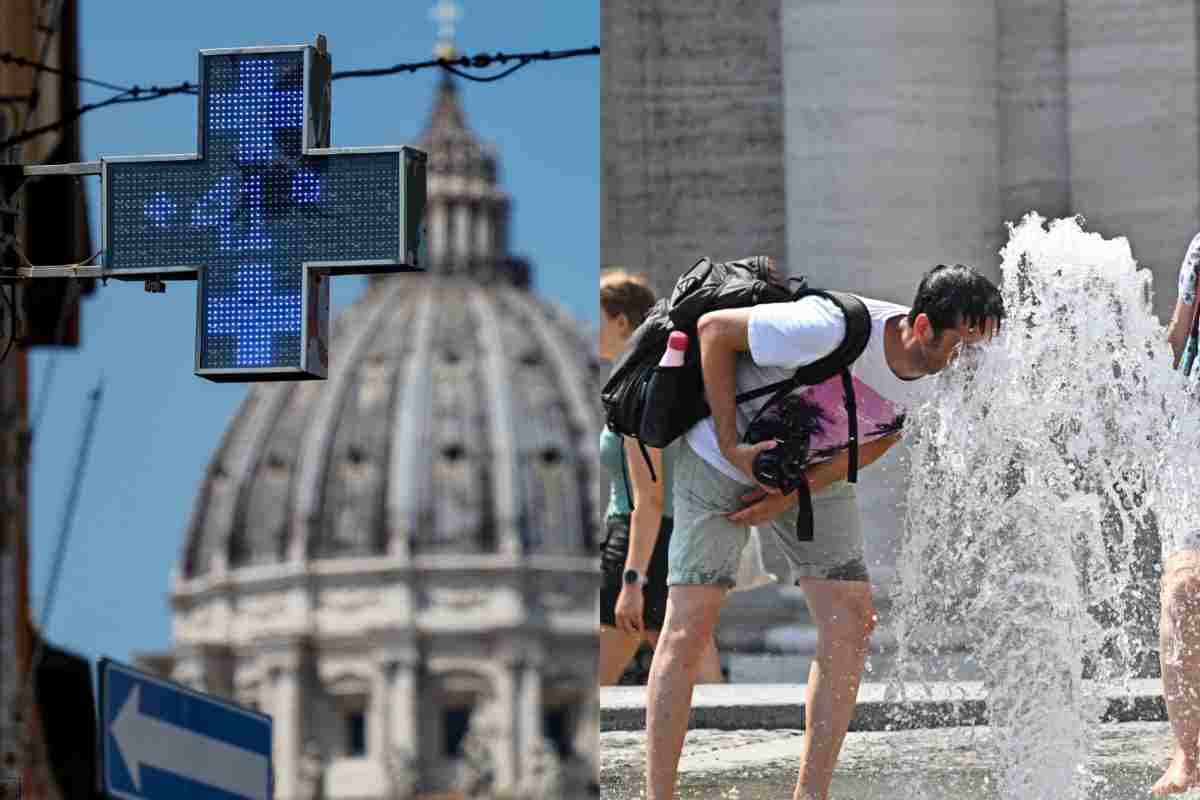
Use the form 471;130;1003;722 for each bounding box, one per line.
668;438;868;587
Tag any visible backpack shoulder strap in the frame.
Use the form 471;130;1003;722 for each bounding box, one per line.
733;290;871;405
790;290;872;384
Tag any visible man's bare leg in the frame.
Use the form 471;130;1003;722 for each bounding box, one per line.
645;630;724;684
645;585;726;800
1153;554;1200;795
599;625;648;686
792;578;876;800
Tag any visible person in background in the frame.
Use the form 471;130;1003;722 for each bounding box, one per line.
598;269;774;686
1154;233;1200;796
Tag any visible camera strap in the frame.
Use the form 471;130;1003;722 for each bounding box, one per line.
795;475;815;542
841;367;859;483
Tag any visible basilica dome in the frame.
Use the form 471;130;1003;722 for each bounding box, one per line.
142;71;603;800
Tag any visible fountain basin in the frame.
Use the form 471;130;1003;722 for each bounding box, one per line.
600;680;1168;732
600;721;1174;800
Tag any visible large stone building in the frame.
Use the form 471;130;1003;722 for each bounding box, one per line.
602;0;1194;658
138;42;603;800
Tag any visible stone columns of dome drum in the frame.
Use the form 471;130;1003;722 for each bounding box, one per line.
517;656;542;789
261;637;305;800
379;646;420;793
429;199;448;268
473;204;491;262
454;203;471;267
169;643;232;697
494;198;510;257
492;657;519;789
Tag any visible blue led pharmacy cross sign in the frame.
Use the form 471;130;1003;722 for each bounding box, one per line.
101;43;428;381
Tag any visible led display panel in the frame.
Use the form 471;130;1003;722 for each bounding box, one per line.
103;45;427;380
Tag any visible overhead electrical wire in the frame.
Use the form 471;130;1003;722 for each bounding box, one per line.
0;44;599;152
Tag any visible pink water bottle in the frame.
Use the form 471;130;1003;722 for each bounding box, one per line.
641;330;691;447
660;331;688;367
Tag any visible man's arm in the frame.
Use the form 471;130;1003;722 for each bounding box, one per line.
805;431;903;493
1168;298;1192;368
696;308;778;489
1168;235;1200;368
727;432;902;525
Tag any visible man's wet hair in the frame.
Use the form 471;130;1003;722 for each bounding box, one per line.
909;263;1005;335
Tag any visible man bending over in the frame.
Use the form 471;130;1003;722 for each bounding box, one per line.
644;263;1004;800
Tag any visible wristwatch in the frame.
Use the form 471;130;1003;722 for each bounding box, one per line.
622;568;649;587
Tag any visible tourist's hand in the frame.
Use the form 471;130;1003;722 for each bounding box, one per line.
614;584;644;635
723;440;782;494
727;488;798;525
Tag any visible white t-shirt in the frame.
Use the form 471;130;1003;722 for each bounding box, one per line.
685;295;925;485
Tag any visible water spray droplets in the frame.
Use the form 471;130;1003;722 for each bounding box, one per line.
889;213;1200;800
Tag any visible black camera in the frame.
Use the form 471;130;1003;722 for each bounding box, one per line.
743;396;822;542
745;402;814;494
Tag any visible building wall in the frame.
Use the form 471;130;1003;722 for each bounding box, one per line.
600;0;787;299
1065;0;1200;321
781;0;1001;302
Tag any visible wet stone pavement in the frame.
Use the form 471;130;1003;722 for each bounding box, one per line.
601;722;1178;799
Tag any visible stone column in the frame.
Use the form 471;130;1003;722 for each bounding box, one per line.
517;658;542;788
601;0;787;299
454;203;472;266
492;659;519;791
384;650;420;778
429;199;448;267
474;205;493;261
261;639;304;800
1066;0;1200;323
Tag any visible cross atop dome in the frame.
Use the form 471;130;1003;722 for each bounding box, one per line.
430;0;462;59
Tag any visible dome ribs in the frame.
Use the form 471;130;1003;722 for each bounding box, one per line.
466;282;523;557
287;284;403;565
232;382;320;569
419;281;494;554
386;280;440;560
182;385;289;579
499;289;601;557
315;282;417;559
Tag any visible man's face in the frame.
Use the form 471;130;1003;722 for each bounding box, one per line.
916;314;998;374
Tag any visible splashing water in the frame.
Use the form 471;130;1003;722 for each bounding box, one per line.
888;213;1200;800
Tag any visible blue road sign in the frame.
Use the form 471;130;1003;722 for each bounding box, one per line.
100;40;428;381
99;658;273;800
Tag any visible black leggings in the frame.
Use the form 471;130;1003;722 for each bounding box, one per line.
600;514;673;630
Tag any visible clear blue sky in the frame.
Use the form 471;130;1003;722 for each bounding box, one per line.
26;2;598;667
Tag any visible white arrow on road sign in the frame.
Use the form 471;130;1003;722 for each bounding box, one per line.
111;685;271;800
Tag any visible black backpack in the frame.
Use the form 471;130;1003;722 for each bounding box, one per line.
601;255;873;483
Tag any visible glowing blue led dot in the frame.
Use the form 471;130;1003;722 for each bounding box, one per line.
144;192;177;227
292;170;322;203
